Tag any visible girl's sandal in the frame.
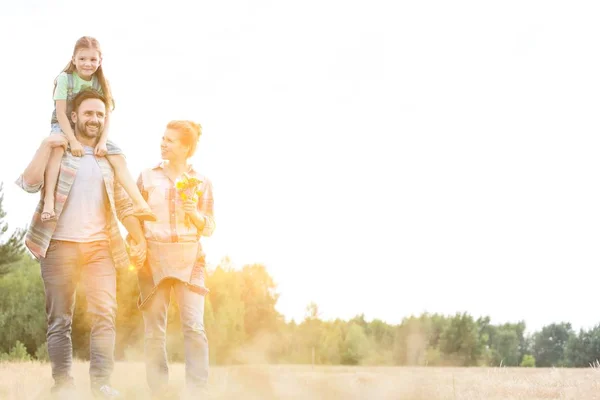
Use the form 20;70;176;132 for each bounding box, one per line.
41;211;56;223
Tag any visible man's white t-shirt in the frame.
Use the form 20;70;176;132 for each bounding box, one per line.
53;146;110;242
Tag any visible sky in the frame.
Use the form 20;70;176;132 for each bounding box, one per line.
1;0;600;334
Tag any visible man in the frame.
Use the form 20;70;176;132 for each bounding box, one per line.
16;88;146;399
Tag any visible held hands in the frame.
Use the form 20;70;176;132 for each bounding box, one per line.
94;140;108;157
129;238;147;270
69;139;85;157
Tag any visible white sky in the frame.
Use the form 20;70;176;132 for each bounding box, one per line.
1;1;600;334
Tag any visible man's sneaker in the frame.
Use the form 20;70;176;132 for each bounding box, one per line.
182;385;210;399
92;384;122;399
50;381;77;400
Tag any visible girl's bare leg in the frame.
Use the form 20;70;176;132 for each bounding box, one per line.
41;147;64;222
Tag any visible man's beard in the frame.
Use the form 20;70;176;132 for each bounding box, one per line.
76;121;103;140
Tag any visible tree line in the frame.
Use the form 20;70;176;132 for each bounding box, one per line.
0;184;597;367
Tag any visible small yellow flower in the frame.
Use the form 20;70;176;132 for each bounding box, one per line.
188;177;202;186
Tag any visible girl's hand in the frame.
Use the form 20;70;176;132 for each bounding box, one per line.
182;200;198;217
69;139;84;157
95;140;108;157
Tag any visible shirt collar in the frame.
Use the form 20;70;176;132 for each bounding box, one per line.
152;161;197;175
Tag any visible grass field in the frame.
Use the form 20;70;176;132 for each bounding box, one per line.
2;362;600;399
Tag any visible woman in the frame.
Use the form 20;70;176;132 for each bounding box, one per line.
133;120;215;398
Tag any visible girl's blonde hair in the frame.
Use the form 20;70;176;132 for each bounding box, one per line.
54;36;114;111
167;120;202;158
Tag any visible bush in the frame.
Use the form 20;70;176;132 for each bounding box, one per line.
35;342;49;362
0;341;31;362
520;354;535;367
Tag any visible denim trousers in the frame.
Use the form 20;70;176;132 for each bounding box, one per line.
141;278;209;394
40;239;117;388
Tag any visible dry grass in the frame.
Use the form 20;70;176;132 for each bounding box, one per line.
2;362;600;399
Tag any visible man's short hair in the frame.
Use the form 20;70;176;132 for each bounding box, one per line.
71;87;110;113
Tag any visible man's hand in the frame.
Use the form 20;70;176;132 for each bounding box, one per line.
95;140;108;157
43;135;68;151
69;139;84;157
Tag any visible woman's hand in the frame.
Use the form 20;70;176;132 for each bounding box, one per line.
182;199;206;231
182;200;198;217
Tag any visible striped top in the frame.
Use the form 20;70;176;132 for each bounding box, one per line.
15;152;134;269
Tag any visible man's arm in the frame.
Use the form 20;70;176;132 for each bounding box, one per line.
121;215;145;246
113;180;134;221
16;135;68;193
114;176;146;245
116;174;147;267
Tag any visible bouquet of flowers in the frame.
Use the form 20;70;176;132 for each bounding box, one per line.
175;173;203;228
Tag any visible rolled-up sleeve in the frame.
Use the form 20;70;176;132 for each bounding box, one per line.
114;181;134;222
15;174;42;194
198;179;215;237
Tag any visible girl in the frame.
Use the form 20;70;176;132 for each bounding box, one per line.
42;36;156;222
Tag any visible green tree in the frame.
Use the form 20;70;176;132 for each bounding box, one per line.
565;325;600;367
489;327;520;366
439;312;486;366
297;312;324;364
240;264;282;338
305;302;320;321
393;315;430;366
364;319;395;365
532;322;574;367
318;320;344;364
0;183;25;274
0;257;46;355
341;323;369;365
204;264;246;364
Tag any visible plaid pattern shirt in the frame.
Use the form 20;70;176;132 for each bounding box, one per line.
135;163;215;308
15;152;134;269
137;162;215;244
